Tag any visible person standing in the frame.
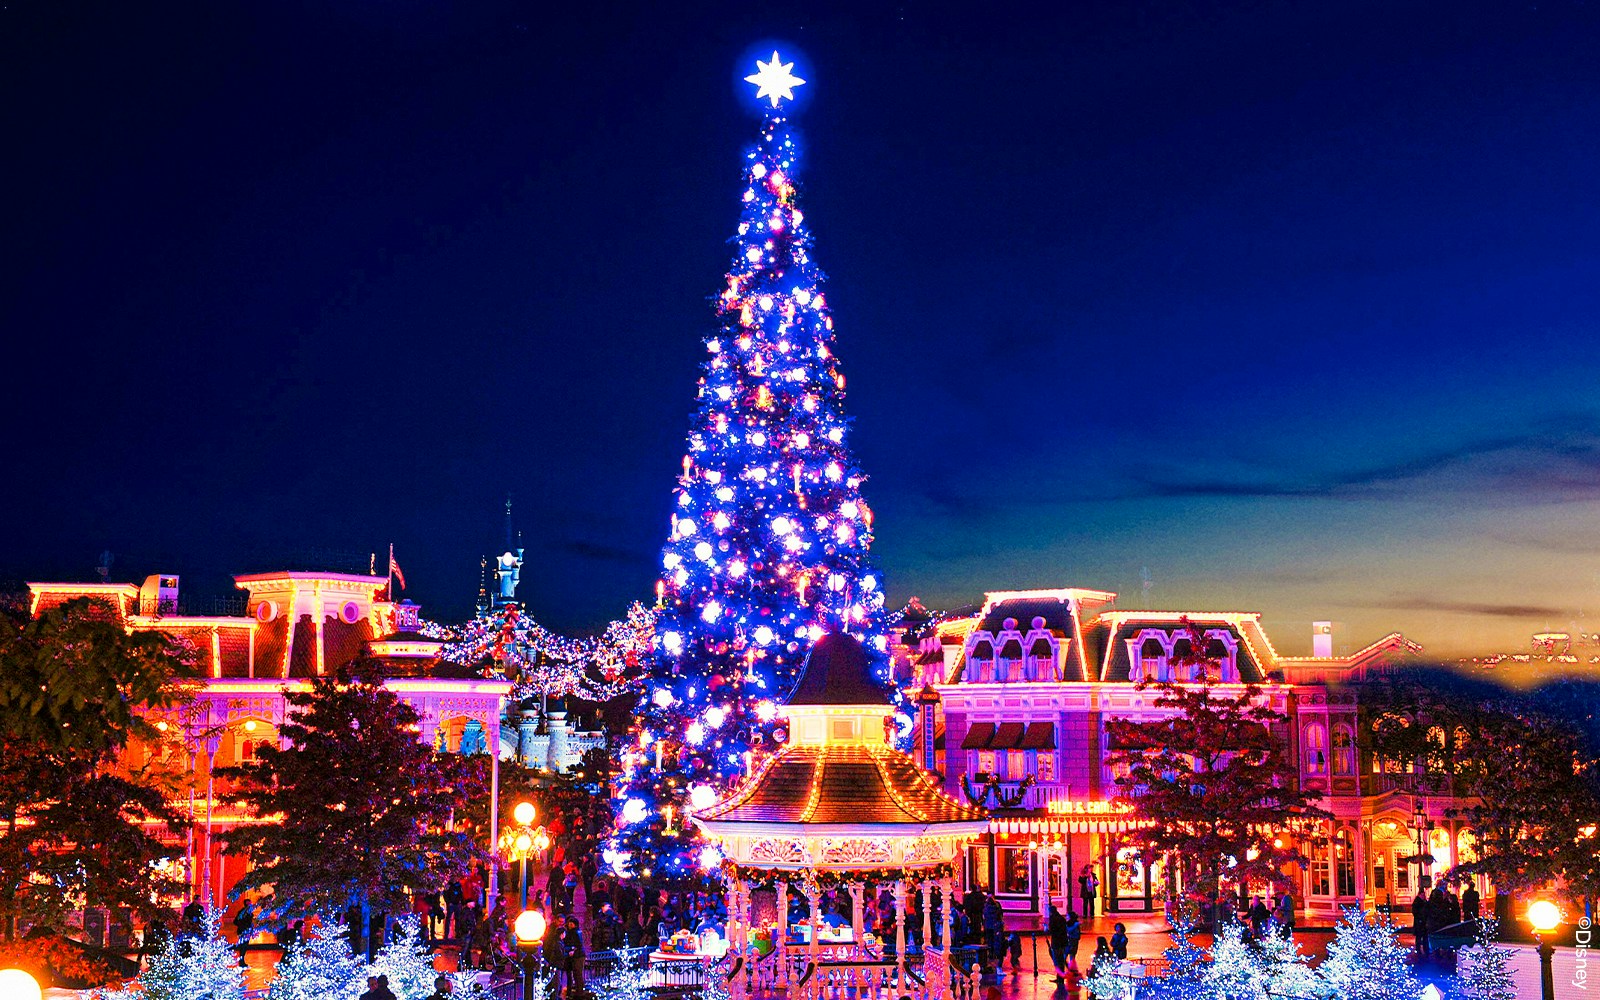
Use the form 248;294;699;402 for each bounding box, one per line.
232;903;253;966
1411;889;1431;956
1046;904;1069;982
1110;922;1128;961
1462;884;1481;923
1078;866;1099;919
1275;893;1295;939
982;895;1006;973
1249;896;1270;939
1065;909;1083;972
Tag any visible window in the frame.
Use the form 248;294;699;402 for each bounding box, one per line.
1304;723;1328;775
1335;829;1356;896
997;847;1031;895
1332;726;1355;776
968;846;992;891
1139;637;1166;681
1029;638;1054;681
976;750;996;777
1373;855;1387;890
1037;752;1055;782
1311;845;1331;897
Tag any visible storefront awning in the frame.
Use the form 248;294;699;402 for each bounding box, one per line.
1018;722;1056;750
960;722;996;749
991;722;1025;749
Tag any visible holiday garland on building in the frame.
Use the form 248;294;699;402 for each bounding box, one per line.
609;52;888;880
433;600;655;701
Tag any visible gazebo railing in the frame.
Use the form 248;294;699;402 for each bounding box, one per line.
795;959;928;1000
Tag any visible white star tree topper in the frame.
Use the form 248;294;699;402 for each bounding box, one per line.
745;51;805;108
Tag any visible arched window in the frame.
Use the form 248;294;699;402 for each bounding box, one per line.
1028;637;1054;681
1304;722;1328;775
999;638;1024;682
1140;636;1166;681
1332;726;1355;776
1335;828;1356;896
969;640;995;682
1425;725;1447;773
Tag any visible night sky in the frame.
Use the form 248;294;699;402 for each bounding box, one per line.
7;1;1600;657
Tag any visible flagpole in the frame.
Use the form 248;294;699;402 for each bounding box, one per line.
387;542;394;600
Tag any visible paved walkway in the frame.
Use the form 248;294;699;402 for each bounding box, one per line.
231;912;1587;999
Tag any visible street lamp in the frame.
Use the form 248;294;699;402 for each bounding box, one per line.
0;970;42;1000
515;909;548;1000
1528;900;1561;1000
514;800;537;828
1411;803;1436;890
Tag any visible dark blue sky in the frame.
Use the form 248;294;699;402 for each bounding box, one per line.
7;1;1600;655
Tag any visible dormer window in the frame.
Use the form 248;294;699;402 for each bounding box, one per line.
998;638;1023;682
1028;637;1054;681
969;639;995;682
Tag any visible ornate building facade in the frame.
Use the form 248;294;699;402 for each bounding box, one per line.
26;571;512;911
895;587;1481;922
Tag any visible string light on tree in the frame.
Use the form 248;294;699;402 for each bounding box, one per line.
610;49;889;879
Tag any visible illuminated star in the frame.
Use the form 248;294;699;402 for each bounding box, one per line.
745;51;805;108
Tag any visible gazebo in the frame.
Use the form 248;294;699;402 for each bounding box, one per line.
693;633;989;999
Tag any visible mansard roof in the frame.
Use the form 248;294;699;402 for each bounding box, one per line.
1088;613;1268;684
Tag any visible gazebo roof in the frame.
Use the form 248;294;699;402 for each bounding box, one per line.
697;744;984;826
787;631;889;706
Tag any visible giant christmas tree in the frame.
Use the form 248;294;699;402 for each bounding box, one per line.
610;52;888;880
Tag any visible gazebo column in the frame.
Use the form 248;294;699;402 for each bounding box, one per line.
893;880;908;978
848;882;865;951
807;882;822;966
731;877;750;1000
921;880;934;953
777;879;791;986
939;875;956;992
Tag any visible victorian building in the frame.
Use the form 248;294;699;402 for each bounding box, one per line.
894;587;1480;923
26;571;512;913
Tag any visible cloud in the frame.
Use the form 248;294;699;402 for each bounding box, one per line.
1341;595;1575;620
1124;425;1600;504
557;539;643;564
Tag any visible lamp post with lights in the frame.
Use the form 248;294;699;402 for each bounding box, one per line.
0;970;42;1000
514;909;548;1000
501;800;550;911
1410;802;1436;891
1528;899;1560;1000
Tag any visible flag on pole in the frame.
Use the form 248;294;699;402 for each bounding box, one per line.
388;543;407;591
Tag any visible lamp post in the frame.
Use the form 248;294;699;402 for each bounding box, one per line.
515;909;549;1000
503;800;548;911
0;970;42;1000
1528;899;1560;1000
1411;803;1435;891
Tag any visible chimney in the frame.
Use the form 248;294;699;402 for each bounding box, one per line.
1312;621;1333;658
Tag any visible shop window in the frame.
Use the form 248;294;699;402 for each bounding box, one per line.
1373;856;1387;890
1335;830;1356;896
968;846;992;892
998;847;1031;895
1114;847;1145;900
1311;844;1331;897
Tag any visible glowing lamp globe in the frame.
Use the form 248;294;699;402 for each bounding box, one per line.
513;832;533;855
514;909;547;944
1528;899;1561;933
0;970;41;1000
513;801;536;827
689;785;717;810
533;829;551;852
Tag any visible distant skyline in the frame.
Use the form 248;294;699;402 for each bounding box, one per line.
7;2;1600;657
